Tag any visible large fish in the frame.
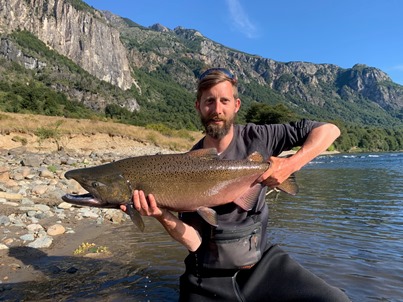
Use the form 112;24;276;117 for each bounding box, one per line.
62;148;297;231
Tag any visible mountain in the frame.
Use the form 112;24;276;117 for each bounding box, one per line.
0;0;402;132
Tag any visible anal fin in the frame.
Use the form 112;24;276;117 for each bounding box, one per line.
234;183;263;211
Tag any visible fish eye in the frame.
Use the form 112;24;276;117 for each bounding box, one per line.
92;182;99;188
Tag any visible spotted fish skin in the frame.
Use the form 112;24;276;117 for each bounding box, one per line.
62;148;297;231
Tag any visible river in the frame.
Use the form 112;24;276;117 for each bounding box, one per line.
2;152;402;301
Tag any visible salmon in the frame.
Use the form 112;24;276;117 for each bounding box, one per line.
62;148;297;231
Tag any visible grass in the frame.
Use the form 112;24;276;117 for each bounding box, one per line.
0;112;203;151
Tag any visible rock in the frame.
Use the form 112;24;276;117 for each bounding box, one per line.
32;185;48;195
21;167;32;178
20;156;43;167
2;179;19;187
47;224;66;236
0;243;9;250
27;236;53;248
80;209;99;219
39;169;54;179
20;234;35;241
2;201;19;207
34;204;51;212
21;198;35;205
0;215;11;226
58;202;72;209
26;210;37;217
104;209;125;224
0;166;10;181
12;172;24;181
26;223;44;233
3;238;14;245
0;192;23;200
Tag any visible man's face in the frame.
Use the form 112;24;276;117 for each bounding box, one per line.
196;81;241;140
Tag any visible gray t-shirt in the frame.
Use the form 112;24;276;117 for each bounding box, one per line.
181;119;323;256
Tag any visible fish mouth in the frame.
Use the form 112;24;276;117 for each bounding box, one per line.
62;193;118;208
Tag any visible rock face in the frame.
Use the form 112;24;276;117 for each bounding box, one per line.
0;0;133;90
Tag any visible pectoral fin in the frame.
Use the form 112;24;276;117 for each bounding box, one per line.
126;203;145;232
197;206;218;227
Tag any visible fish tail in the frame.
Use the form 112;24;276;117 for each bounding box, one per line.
126;203;145;232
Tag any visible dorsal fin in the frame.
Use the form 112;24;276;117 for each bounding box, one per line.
247;151;264;163
186;148;218;159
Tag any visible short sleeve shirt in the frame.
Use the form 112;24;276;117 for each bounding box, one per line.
180;119;323;251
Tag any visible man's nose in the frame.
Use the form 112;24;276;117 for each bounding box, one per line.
211;100;223;114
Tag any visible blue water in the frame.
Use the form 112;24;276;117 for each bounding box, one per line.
2;152;402;301
266;152;403;301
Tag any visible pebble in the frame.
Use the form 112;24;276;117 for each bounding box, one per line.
0;243;9;250
0;145;171;250
27;236;53;249
47;224;65;236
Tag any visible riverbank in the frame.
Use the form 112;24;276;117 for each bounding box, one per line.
0;112;339;297
0;128;181;294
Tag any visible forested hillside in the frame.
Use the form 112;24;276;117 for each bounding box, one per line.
0;0;402;152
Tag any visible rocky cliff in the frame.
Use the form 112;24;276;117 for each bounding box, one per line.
0;0;133;90
0;0;402;127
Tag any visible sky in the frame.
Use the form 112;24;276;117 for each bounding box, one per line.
84;0;403;85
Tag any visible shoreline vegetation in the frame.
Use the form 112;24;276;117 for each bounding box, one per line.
0;112;204;155
1;111;383;156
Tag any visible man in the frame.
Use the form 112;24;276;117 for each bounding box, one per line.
122;68;350;301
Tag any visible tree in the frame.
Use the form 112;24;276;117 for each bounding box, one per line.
245;103;298;124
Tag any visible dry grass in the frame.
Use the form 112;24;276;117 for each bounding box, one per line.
0;112;203;152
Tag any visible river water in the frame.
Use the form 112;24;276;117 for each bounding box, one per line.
267;152;403;301
2;152;402;301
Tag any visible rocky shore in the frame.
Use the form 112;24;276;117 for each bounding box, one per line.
0;139;174;289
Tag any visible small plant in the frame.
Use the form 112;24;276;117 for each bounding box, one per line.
47;165;57;173
73;242;109;255
35;120;63;150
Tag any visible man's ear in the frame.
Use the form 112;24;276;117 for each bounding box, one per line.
195;100;201;113
235;98;241;113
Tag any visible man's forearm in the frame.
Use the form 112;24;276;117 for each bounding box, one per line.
156;210;202;252
290;123;340;171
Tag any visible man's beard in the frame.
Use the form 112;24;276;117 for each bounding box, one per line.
200;114;236;140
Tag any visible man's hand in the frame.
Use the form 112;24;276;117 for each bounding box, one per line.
120;190;202;251
257;156;295;188
120;190;166;218
258;123;341;189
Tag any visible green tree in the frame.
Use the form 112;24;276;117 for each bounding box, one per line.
245;103;298;124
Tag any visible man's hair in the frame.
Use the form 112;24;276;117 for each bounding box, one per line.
197;69;238;101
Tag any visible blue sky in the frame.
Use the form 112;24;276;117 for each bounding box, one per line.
84;0;403;85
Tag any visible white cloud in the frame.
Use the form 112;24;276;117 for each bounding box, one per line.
225;0;258;38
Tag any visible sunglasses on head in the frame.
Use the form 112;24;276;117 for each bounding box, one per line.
199;68;236;81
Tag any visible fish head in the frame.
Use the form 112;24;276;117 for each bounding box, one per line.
62;165;132;208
